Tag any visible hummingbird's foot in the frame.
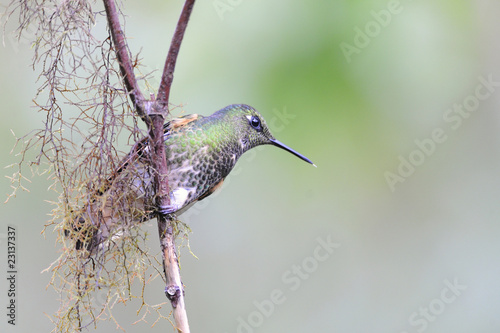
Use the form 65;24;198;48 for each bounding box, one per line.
158;204;177;215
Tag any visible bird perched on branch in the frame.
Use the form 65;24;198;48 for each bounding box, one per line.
67;104;315;252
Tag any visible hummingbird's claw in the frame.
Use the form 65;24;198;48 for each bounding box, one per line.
158;204;176;215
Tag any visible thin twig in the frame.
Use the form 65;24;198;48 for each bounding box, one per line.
156;0;196;107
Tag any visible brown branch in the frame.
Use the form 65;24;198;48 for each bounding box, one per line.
103;0;195;331
102;0;146;118
156;0;196;107
148;108;191;333
147;111;191;332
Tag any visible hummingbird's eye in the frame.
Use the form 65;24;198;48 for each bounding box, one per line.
249;116;262;131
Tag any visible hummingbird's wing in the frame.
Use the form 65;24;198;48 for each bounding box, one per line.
104;113;200;191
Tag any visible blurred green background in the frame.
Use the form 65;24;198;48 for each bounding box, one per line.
2;0;500;332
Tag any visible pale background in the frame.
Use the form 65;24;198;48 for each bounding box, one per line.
1;0;500;332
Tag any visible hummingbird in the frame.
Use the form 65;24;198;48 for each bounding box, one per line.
69;104;315;251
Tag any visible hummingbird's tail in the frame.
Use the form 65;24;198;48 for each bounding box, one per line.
63;126;165;253
63;200;123;253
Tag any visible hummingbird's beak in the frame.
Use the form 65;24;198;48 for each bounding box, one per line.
270;139;316;167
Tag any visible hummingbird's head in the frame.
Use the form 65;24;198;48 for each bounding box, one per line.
222;104;315;166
